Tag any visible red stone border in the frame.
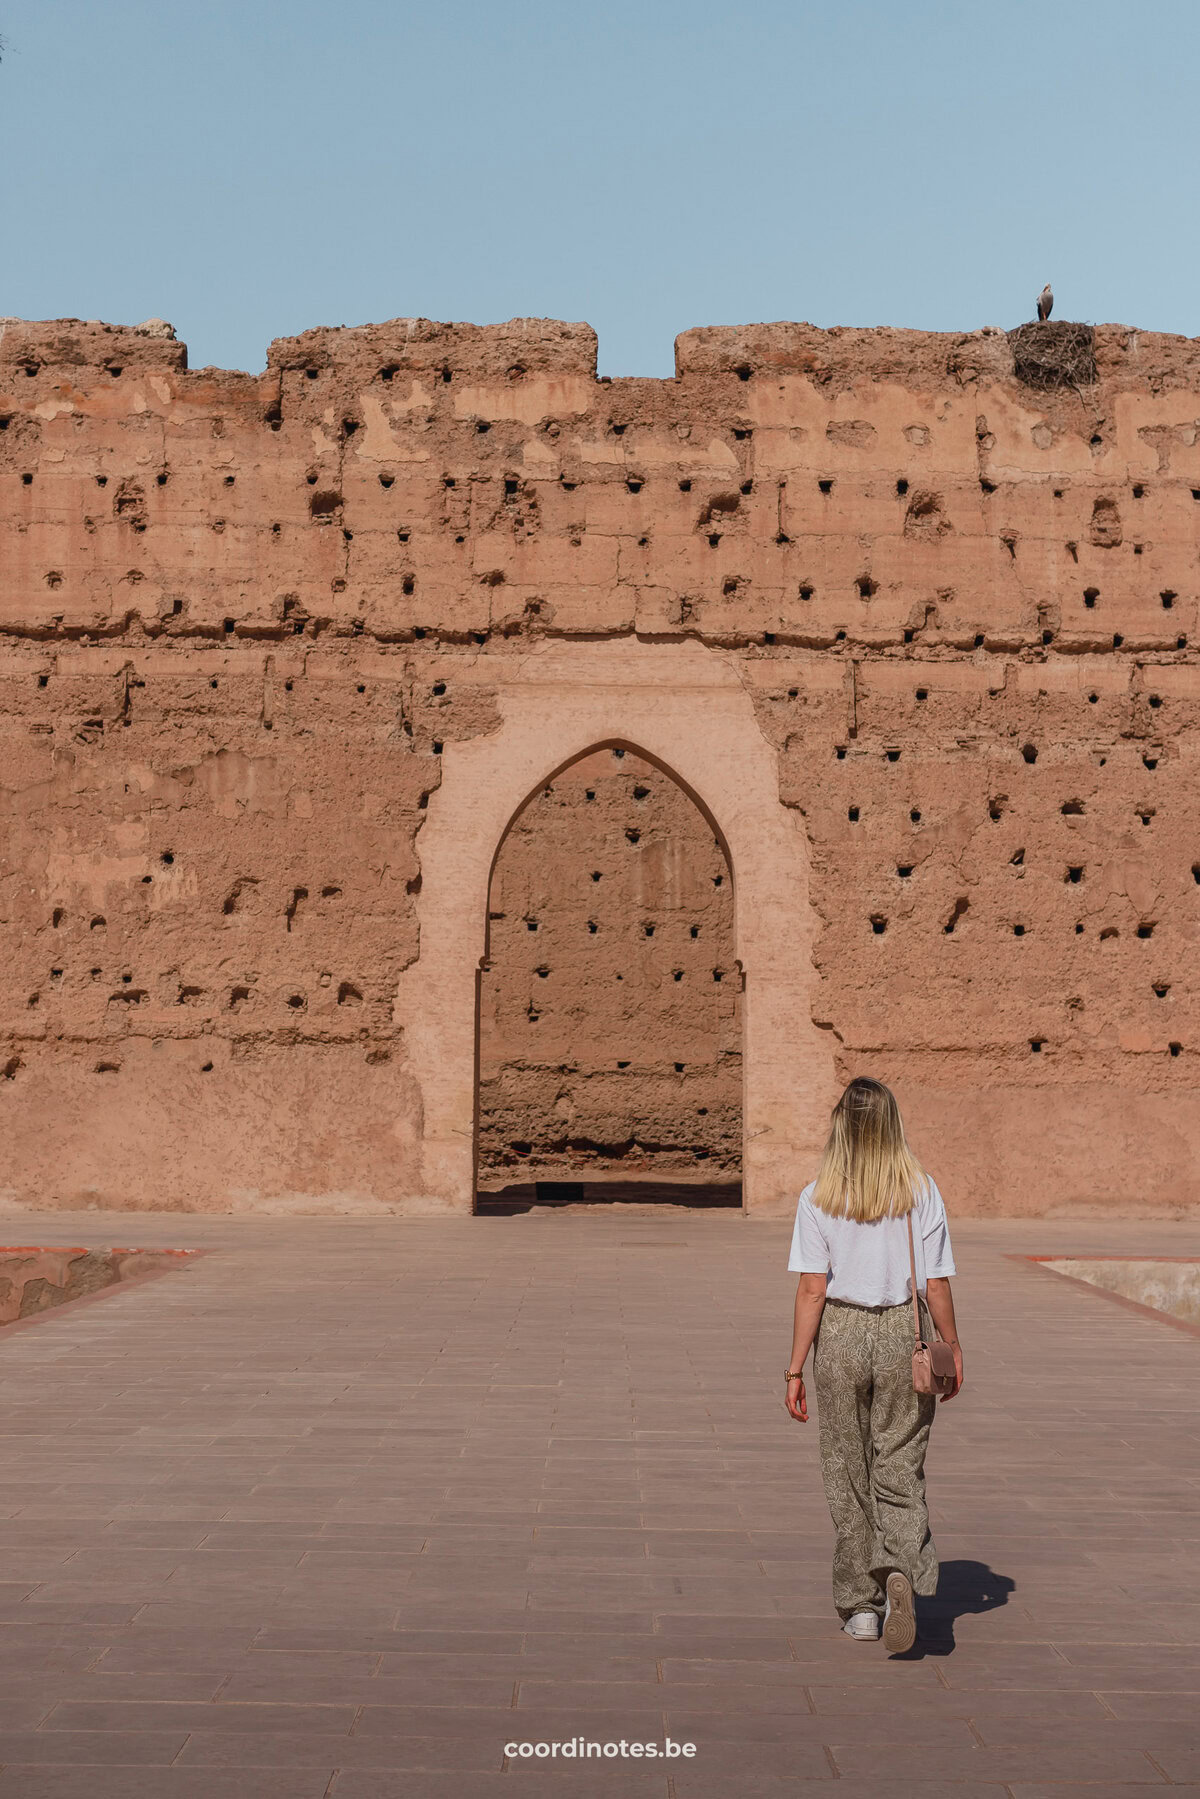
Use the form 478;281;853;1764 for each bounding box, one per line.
1015;1253;1200;1339
0;1247;207;1338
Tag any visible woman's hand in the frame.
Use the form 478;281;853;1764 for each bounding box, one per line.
786;1275;826;1425
940;1342;964;1402
925;1280;962;1403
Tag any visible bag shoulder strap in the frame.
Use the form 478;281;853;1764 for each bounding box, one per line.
905;1208;924;1347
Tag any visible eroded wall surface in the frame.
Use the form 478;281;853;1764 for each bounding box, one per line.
478;747;741;1183
2;312;1199;1215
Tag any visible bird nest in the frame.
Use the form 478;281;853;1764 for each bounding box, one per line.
1007;321;1097;390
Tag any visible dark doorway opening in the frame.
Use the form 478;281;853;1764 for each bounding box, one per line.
476;1178;743;1215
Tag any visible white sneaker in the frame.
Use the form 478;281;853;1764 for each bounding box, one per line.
882;1571;917;1653
842;1610;880;1640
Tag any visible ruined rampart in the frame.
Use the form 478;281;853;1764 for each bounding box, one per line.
2;312;1198;1216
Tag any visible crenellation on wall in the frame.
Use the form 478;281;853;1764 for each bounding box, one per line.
674;323;1017;388
267;316;599;382
678;319;1200;398
0;315;187;376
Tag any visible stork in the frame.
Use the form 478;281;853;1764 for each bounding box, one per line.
1037;284;1054;322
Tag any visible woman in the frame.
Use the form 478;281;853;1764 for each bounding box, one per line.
785;1077;962;1652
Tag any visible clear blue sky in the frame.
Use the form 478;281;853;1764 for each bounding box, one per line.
3;0;1197;376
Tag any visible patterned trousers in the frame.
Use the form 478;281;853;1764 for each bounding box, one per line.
812;1296;939;1618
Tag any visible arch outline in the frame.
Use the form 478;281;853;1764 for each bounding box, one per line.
479;736;737;971
392;637;836;1215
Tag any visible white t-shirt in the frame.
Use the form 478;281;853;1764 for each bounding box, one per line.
787;1176;956;1307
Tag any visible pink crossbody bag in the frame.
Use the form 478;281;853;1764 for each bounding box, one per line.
906;1212;957;1396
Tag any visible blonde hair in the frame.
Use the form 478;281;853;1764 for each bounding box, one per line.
811;1077;929;1222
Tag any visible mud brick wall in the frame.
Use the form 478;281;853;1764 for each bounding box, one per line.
2;311;1199;1216
479;747;740;1183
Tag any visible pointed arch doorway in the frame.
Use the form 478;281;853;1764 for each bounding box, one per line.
391;638;835;1216
476;741;743;1208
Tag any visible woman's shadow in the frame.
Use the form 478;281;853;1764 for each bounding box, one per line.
904;1560;1015;1657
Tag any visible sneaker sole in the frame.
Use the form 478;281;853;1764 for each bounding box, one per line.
883;1572;916;1653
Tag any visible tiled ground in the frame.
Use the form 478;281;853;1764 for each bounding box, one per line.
0;1206;1195;1797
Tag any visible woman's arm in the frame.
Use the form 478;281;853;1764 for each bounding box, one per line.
785;1273;827;1422
924;1276;964;1401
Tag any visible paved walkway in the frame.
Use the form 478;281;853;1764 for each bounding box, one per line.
0;1208;1196;1798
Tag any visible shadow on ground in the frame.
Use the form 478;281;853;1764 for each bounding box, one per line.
904;1559;1016;1657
